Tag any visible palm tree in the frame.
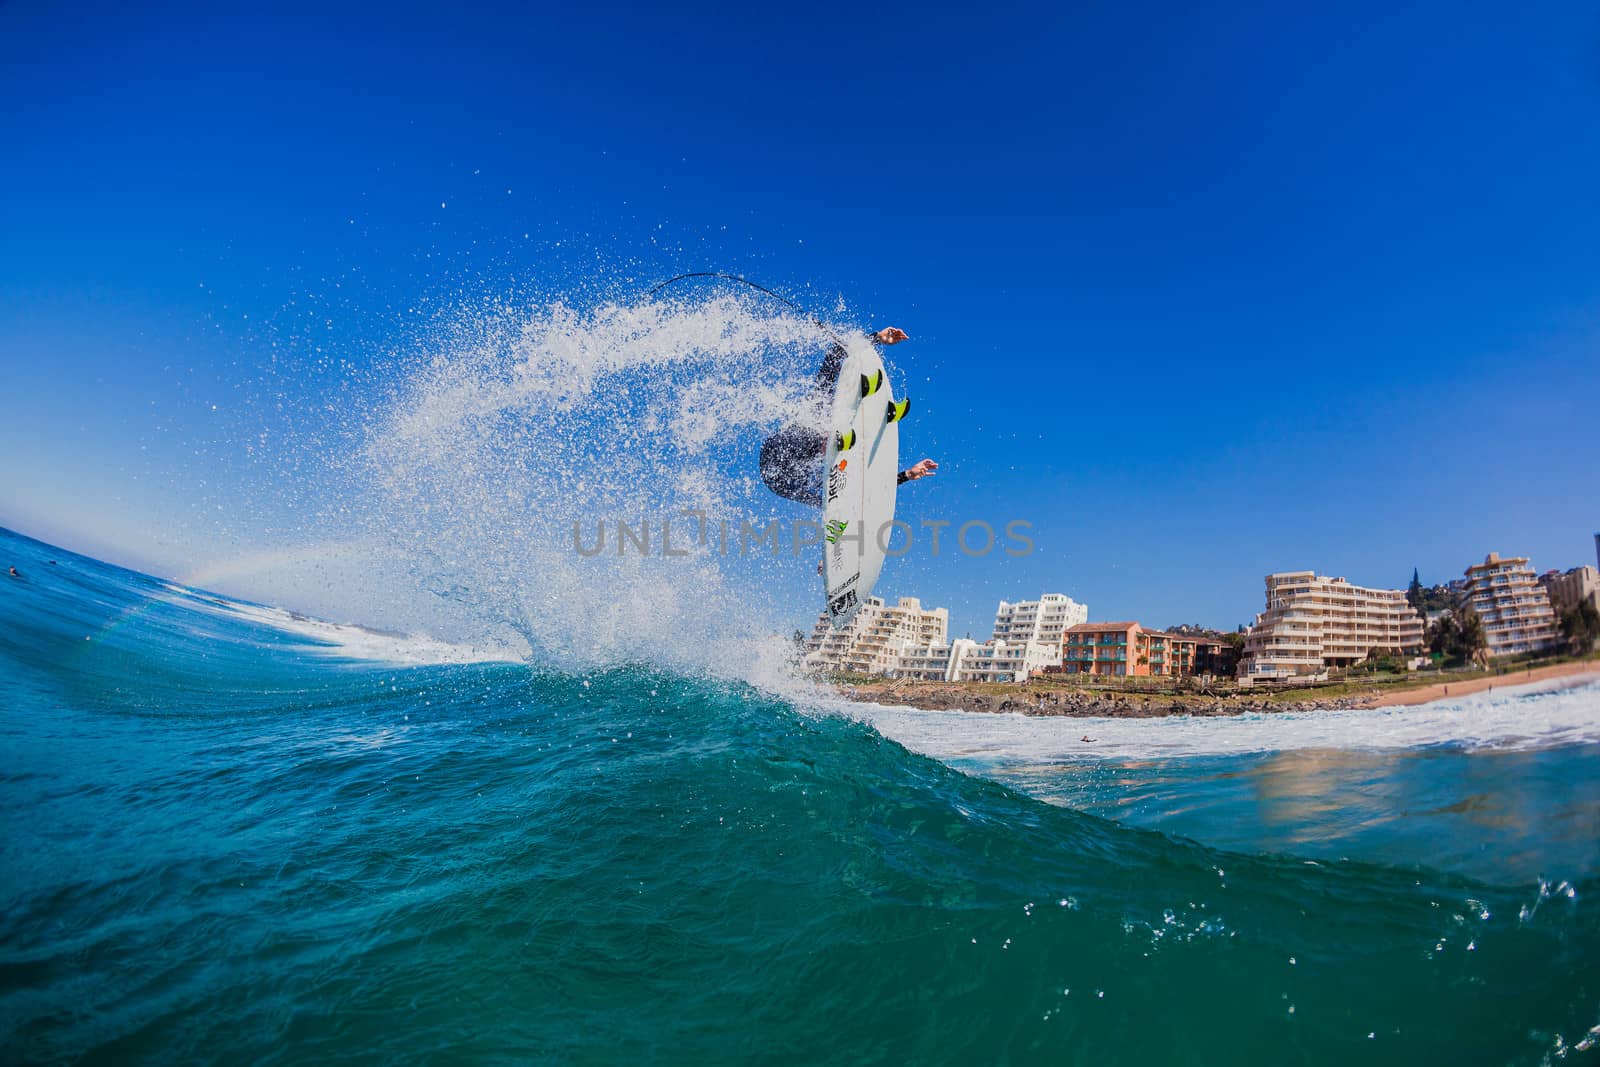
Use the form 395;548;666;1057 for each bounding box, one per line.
1455;605;1488;666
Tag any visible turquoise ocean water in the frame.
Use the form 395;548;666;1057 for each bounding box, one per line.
2;525;1598;1064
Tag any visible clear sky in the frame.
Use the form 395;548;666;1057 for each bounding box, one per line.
3;2;1598;638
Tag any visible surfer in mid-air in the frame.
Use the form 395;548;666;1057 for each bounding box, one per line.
760;327;938;506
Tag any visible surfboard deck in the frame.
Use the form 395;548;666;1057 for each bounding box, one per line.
821;344;899;629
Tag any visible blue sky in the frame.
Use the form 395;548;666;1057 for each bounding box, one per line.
2;2;1598;637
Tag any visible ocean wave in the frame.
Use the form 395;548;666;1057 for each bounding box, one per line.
160;583;528;666
849;676;1600;765
5;526;1600;1064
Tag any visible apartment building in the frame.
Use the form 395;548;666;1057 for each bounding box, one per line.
803;596;950;676
992;594;1088;648
893;639;981;682
979;593;1087;677
890;639;1057;684
1193;638;1240;678
1540;565;1600;617
1060;622;1215;678
1239;572;1424;681
1464;553;1558;656
949;640;1055;683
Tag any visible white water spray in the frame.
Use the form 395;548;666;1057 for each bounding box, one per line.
352;291;873;681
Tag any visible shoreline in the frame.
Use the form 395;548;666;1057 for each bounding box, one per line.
1364;660;1600;707
832;659;1600;718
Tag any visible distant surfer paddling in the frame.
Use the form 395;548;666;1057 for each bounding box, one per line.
760;328;937;506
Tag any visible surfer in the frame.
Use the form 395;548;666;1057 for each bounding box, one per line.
760;328;938;506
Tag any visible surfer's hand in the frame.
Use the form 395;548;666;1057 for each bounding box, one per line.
872;327;908;345
901;458;938;482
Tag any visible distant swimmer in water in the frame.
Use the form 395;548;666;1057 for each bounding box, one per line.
760;327;937;506
7;566;18;578
1080;735;1095;743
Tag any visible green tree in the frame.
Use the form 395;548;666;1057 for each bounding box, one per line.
1412;582;1461;618
1406;567;1423;612
1558;602;1600;655
1358;646;1400;673
1426;612;1457;657
1427;607;1487;665
1455;606;1488;665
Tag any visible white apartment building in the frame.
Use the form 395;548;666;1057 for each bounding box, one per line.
890;637;1057;684
987;593;1087;675
803;596;950;676
803;593;1084;685
950;639;1059;683
1239;571;1424;681
992;594;1088;648
1464;552;1558;656
894;638;981;682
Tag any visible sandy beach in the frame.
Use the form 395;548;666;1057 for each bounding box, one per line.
1366;660;1600;707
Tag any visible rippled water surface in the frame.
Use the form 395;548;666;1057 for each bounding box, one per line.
3;528;1599;1064
859;684;1600;883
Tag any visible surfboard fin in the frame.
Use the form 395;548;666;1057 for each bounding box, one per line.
885;398;910;424
835;429;856;451
860;370;884;398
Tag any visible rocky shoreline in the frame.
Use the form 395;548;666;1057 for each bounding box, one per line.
833;660;1600;717
832;682;1370;717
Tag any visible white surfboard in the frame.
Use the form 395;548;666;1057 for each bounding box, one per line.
821;343;907;629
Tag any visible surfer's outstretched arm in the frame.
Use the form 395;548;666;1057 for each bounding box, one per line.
897;458;938;485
